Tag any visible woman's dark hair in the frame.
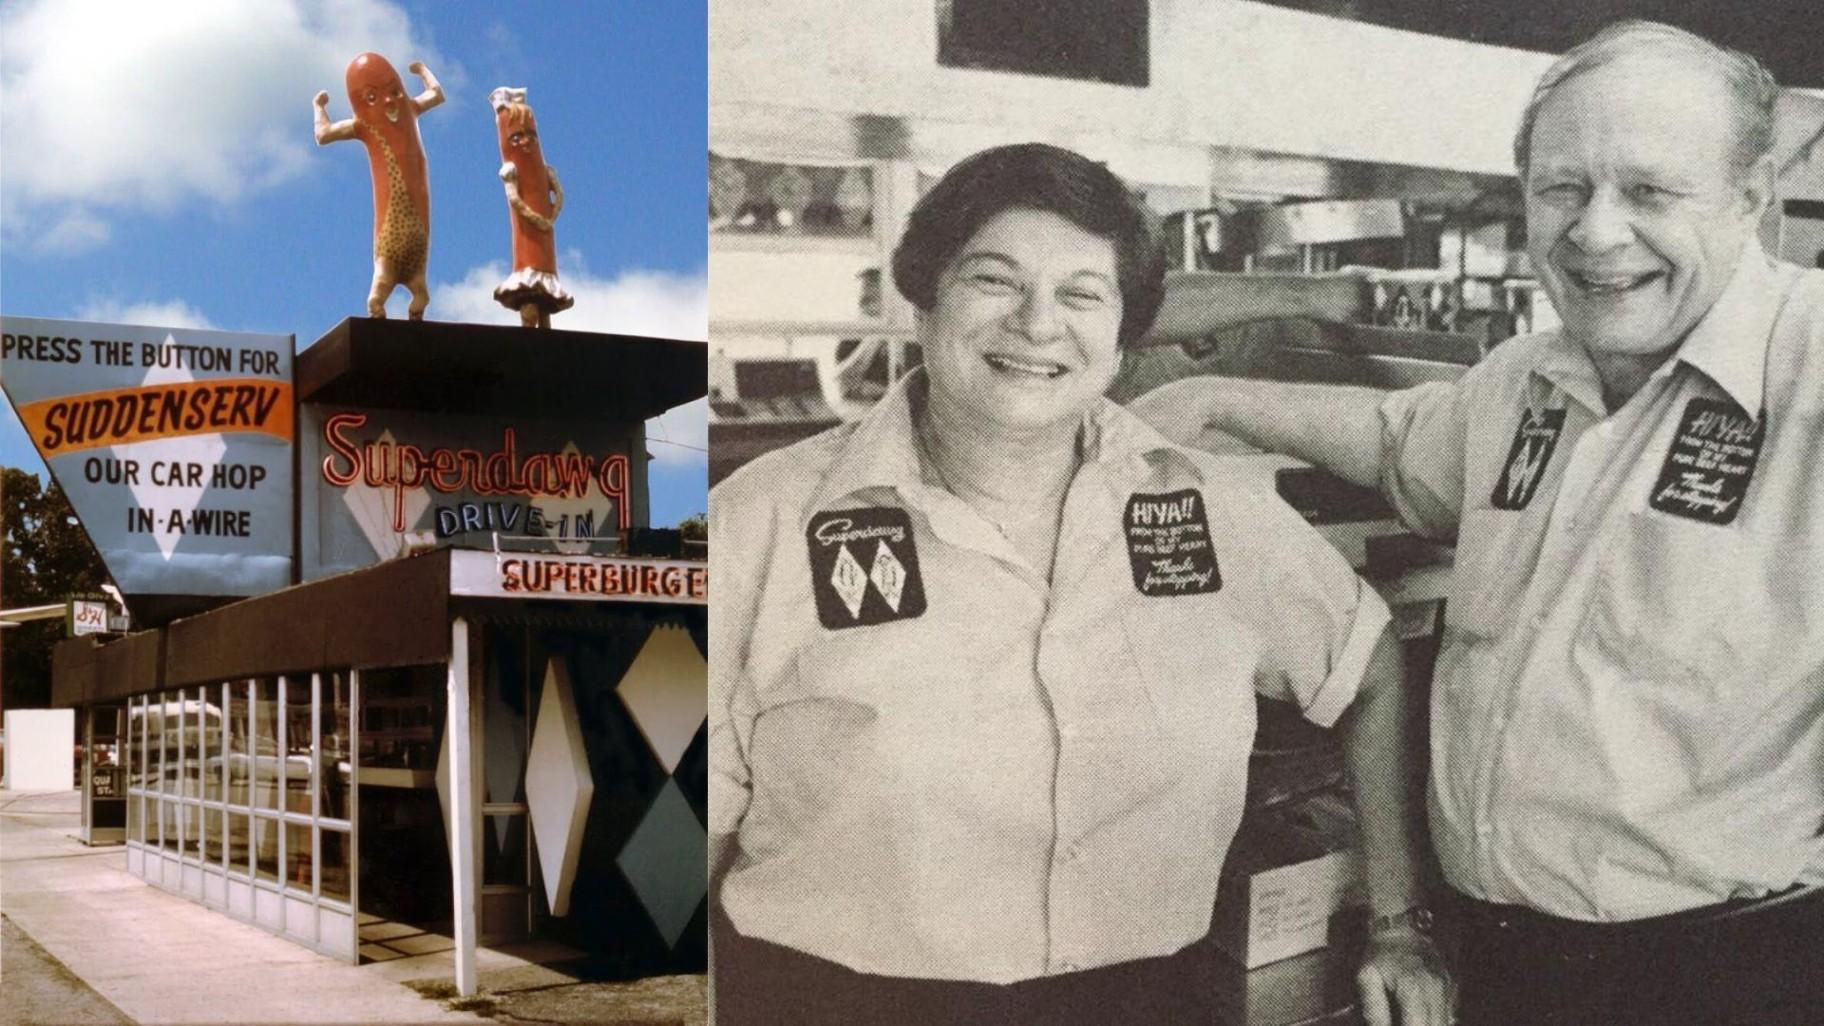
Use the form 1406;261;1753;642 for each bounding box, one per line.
891;143;1165;347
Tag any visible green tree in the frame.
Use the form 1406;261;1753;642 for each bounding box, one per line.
677;511;707;542
3;468;111;710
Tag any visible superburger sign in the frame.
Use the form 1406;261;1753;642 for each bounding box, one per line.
450;550;706;605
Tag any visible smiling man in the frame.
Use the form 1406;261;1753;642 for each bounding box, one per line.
1131;20;1824;1025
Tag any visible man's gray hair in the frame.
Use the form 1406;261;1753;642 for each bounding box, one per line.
1513;20;1779;181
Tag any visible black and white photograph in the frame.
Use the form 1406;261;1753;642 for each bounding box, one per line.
708;3;1824;1025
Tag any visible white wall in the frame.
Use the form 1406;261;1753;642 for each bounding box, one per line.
4;708;75;790
710;0;1555;178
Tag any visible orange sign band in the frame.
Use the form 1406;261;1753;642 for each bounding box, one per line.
19;379;295;456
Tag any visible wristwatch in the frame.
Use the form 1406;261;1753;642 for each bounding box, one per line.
1368;905;1435;936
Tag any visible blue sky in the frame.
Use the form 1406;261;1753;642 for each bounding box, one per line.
1;0;706;524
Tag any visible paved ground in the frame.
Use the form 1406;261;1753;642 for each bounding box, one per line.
1;914;134;1026
0;789;707;1026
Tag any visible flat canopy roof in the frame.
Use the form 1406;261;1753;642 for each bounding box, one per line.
52;548;707;705
297;317;707;421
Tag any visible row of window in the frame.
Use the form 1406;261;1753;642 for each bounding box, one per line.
126;799;350;903
125;676;355;906
126;676;351;819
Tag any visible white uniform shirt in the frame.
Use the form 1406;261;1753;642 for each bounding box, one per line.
710;374;1389;982
1379;250;1824;920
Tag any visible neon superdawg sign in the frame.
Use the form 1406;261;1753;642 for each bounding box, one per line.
319;412;630;534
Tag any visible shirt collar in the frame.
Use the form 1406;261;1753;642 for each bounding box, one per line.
806;369;1203;515
1662;244;1780;416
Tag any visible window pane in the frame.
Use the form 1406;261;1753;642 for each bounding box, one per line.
159;690;178;795
129;699;146;790
320;829;351;903
204;684;224;802
254;679;281;810
284;821;313;893
254;816;280;882
127;791;141;842
180;802;202;858
229;813;251;874
285;676;316;815
228;682;250;806
320;672;351;821
182;688;202;798
483;814;528;886
204;807;224;862
151;693;169;793
160;799;178;851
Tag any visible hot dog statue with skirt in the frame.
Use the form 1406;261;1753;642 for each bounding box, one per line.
313;54;444;319
489;86;573;328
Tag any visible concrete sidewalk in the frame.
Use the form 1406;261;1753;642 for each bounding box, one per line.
0;789;519;1025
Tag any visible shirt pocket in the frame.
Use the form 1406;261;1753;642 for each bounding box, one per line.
1445;507;1536;641
1574;511;1782;702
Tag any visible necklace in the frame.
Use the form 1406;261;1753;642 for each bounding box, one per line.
915;418;1073;540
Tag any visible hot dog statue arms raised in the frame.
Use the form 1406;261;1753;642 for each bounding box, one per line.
313;53;445;319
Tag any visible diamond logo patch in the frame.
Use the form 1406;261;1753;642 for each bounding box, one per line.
806;507;926;629
869;541;906;612
830;544;869;618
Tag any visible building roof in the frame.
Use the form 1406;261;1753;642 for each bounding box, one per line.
298;317;707;422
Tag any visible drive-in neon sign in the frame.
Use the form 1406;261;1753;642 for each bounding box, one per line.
319;412;630;532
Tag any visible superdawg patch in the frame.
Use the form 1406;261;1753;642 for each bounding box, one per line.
1649;397;1763;526
806;507;927;629
1124;489;1221;597
1490;408;1566;511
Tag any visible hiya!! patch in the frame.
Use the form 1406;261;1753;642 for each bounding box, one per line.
1490;408;1566;511
1124;489;1221;597
806;507;927;629
1649;397;1763;525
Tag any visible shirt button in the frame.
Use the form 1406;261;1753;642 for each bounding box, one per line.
1056;844;1079;865
1056;960;1081;974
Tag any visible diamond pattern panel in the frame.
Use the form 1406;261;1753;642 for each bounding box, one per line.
615;778;708;949
830;544;868;618
869;540;906;611
524;656;595;917
615;626;708;775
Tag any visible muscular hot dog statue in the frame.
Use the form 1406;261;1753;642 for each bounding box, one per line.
313;54;444;319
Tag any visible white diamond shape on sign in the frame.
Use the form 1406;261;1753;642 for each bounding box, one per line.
123;340;226;560
616;625;708;775
340;430;431;559
529;442;618;555
616;778;707;949
830;543;868;619
525;657;595;917
869;540;905;612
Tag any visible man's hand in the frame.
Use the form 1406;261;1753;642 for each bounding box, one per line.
1356;925;1454;1026
313;90;330;108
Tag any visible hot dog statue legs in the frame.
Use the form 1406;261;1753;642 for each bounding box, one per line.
489;87;573;329
314;55;444;319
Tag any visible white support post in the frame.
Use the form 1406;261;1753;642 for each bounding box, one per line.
448;617;480;997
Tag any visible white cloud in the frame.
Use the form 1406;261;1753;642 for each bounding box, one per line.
428;259;708;340
38;208;112;254
73;298;218;330
427;259;708;465
0;0;445;254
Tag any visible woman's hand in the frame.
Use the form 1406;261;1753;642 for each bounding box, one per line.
1356;924;1455;1026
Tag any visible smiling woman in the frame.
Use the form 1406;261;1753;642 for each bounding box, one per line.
708;143;1440;1025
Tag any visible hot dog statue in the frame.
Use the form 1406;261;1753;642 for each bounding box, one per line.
313;54;444;319
489;86;573;328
